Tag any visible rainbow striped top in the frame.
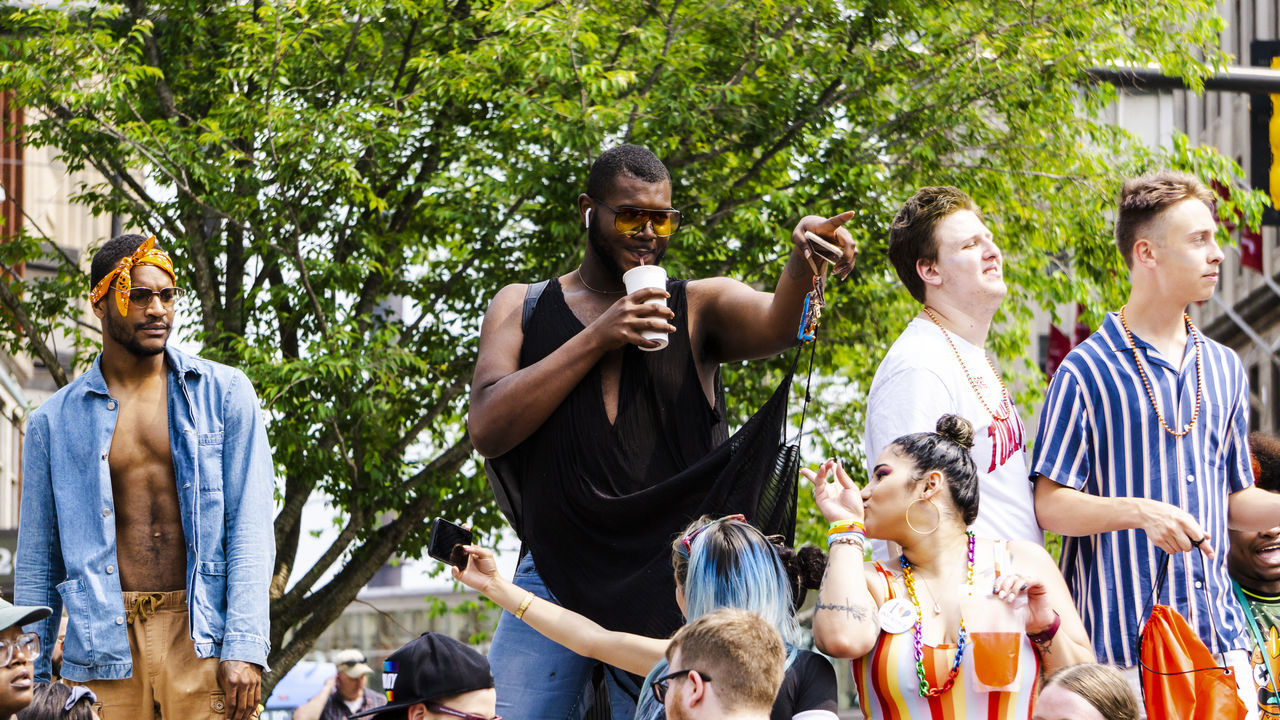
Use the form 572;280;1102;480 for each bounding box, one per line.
852;562;1041;719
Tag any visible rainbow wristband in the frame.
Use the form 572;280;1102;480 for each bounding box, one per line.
827;530;866;548
828;519;865;535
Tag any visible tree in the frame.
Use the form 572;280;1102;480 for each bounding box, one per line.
0;0;1261;692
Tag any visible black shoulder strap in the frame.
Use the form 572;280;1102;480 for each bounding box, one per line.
522;280;550;330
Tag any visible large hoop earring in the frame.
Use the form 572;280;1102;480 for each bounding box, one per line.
905;497;941;536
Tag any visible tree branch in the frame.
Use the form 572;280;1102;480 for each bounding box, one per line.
0;264;69;387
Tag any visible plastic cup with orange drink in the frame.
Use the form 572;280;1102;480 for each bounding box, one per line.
962;590;1028;693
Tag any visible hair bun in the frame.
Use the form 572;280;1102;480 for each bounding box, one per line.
796;545;828;592
936;414;975;450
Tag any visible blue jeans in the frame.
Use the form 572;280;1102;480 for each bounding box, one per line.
490;553;642;720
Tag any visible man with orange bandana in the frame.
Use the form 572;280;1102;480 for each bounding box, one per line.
15;233;276;720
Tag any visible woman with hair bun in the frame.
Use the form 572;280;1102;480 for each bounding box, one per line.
453;515;838;720
807;415;1093;718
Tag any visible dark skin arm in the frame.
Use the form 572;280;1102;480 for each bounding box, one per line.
219;659;262;720
688;212;856;367
468;282;675;458
469;212;855;457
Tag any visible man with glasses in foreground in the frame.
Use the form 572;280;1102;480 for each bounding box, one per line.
470;144;856;718
656;609;783;720
348;633;496;720
0;595;52;719
16;233;276;720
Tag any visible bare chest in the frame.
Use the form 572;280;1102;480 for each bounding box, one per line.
107;382;175;495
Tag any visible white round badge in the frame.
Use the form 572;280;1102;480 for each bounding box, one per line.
877;598;916;634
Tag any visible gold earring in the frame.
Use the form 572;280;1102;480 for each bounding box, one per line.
904;497;941;536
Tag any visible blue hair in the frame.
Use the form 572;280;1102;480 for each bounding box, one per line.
681;520;801;646
635;517;800;719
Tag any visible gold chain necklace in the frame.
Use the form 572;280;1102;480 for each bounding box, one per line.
922;307;1011;422
1118;305;1203;437
576;268;624;295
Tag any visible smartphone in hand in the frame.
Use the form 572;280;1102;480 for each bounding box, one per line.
428;518;473;568
804;231;843;265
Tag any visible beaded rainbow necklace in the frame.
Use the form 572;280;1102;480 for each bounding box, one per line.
899;531;976;697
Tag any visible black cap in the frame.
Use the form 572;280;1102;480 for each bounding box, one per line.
349;633;493;718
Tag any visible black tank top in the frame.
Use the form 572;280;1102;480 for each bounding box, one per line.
509;277;728;637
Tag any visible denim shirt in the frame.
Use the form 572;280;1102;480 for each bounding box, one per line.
15;347;276;682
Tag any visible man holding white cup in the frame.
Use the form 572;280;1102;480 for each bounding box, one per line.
469;144;855;719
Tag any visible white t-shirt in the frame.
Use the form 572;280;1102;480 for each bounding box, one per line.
863;317;1042;559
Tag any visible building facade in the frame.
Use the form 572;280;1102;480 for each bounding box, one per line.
0;93;110;595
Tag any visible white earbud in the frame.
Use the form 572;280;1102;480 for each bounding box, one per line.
584;208;592;228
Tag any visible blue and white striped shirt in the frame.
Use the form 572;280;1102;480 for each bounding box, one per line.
1031;311;1254;667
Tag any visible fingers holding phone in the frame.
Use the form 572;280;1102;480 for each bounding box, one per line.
450;546;501;595
428;518;473;568
794;212;857;279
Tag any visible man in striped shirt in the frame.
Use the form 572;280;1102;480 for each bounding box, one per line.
1031;171;1280;711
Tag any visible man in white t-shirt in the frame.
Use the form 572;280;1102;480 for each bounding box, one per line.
864;186;1042;558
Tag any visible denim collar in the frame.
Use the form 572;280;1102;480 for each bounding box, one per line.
79;346;206;397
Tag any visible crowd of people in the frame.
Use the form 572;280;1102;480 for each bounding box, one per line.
0;141;1277;720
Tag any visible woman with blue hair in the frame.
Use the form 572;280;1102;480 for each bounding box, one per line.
453;515;838;720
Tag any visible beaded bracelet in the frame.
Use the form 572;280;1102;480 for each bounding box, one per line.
828;530;866;549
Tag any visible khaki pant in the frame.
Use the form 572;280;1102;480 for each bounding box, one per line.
84;590;226;720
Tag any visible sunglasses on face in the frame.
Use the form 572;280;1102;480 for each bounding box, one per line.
590;198;683;238
426;704;501;720
0;632;40;667
680;514;746;555
650;668;711;703
114;286;186;309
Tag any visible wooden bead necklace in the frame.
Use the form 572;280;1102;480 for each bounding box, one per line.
922;307;1011;422
1118;305;1202;437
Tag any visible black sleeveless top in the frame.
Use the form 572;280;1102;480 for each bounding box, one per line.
508;277;728;638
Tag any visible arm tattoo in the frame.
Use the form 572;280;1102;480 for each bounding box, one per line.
815;598;870;622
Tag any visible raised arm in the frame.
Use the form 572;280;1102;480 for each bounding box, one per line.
452;546;667;676
468;281;675;457
804;460;882;659
688;213;855;365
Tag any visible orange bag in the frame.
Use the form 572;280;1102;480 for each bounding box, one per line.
1139;552;1247;720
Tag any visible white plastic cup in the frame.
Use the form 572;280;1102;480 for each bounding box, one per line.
622;265;669;351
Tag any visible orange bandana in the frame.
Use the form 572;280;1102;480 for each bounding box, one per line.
89;236;176;317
